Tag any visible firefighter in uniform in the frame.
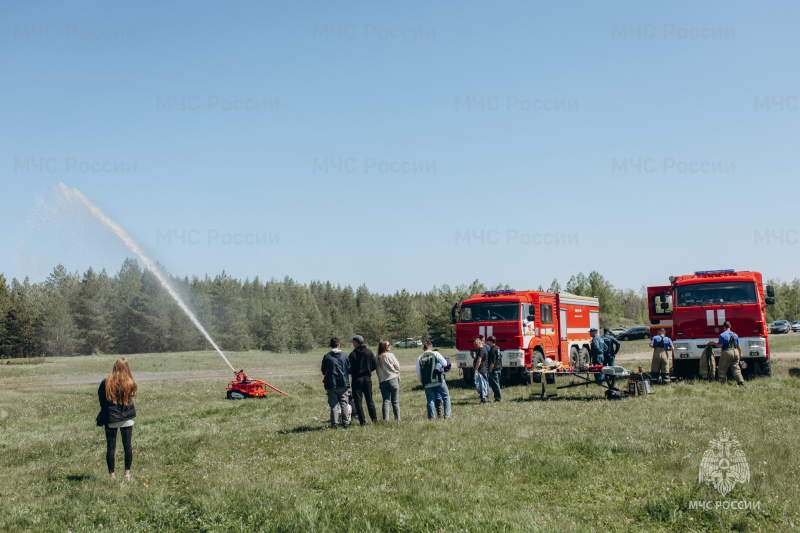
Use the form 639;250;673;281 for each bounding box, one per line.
589;329;605;384
602;328;621;367
707;321;745;387
649;328;674;384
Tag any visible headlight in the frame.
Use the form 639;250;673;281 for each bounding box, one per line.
675;343;689;350
749;340;765;349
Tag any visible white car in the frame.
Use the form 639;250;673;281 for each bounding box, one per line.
792;321;800;332
393;338;423;348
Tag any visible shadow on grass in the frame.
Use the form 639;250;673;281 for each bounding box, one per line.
278;424;332;434
47;473;92;482
510;395;602;403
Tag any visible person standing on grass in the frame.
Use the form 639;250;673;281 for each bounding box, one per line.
707;321;745;387
321;337;352;429
602;328;621;367
376;340;401;421
96;358;137;481
349;335;377;426
472;337;489;403
589;329;606;384
416;340;451;420
485;336;503;402
649;328;674;385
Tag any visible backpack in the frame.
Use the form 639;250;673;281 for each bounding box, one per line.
419;351;444;386
605;388;629;400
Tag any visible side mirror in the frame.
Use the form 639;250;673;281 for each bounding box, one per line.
450;302;460;324
765;297;775;305
659;290;667;301
766;285;775;298
527;314;535;322
660;302;670;311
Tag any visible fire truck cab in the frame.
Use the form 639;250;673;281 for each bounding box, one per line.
451;290;600;383
647;270;774;378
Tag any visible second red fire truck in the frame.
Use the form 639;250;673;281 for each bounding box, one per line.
451;289;600;383
647;269;774;378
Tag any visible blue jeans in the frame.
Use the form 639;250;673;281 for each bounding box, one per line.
424;382;451;420
379;378;400;421
488;370;502;401
474;372;489;400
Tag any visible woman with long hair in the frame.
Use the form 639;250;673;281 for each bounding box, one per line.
376;340;401;421
97;358;137;480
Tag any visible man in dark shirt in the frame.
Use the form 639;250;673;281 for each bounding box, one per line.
601;328;621;367
321;337;351;429
486;336;502;402
349;335;377;425
473;337;489;403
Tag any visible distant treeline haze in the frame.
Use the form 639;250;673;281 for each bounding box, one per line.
0;259;797;358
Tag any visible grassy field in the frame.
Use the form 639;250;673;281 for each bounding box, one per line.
2;348;800;532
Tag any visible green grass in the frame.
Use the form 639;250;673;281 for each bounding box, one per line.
2;352;800;532
767;332;800;353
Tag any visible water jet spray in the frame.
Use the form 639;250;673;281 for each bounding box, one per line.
58;183;291;397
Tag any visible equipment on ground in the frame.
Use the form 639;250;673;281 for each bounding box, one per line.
226;370;292;399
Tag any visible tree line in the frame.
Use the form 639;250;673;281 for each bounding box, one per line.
0;260;796;358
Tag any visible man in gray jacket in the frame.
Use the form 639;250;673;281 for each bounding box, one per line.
321;337;351;428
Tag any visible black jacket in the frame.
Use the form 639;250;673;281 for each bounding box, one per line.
349;344;376;379
96;379;137;426
321;349;351;389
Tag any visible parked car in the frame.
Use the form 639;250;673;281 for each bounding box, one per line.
610;328;627;337
394;338;423;348
617;326;650;341
792;321;800;332
770;320;791;334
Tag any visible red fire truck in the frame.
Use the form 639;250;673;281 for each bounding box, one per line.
451;289;600;383
647;269;774;378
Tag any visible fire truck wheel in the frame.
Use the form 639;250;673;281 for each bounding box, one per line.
569;347;579;369
751;357;771;378
671;360;694;379
579;347;591;369
462;368;475;387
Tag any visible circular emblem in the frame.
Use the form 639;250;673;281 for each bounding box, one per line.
714;328;719;333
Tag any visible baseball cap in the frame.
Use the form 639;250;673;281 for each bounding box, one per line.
589;328;598;333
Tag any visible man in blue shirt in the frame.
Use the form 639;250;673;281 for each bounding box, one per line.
707;321;745;386
649;328;674;384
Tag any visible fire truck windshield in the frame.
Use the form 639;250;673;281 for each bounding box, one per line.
675;282;757;307
459;302;519;322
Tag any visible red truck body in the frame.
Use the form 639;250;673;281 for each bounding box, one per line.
453;290;600;382
647;270;773;378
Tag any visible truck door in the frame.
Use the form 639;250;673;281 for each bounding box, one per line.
538;298;557;359
647;285;673;337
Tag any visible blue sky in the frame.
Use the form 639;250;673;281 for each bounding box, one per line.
2;0;798;293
